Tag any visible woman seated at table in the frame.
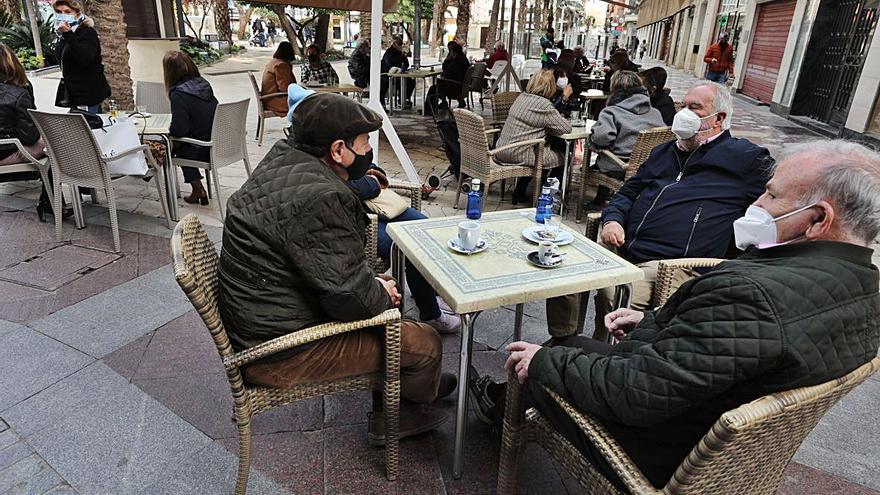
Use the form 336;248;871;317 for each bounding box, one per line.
261;41;296;118
587;70;664;207
164;50;217;206
553;49;582;117
640;66;675;125
495;69;572;204
437;41;471;108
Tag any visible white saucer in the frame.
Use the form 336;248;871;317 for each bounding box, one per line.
448;237;488;255
522;225;574;245
527;251;565;268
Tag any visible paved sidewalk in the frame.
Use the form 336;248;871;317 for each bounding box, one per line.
1;49;878;494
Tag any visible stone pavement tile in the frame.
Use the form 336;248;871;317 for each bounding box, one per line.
42;484;78;494
0;194;38;211
0;438;32;472
0;324;93;412
102;333;152;382
0;319;18;338
30;265;191;358
0;430;18;451
323;390;372;428
795;378;880;491
441;332;491;355
3;362;213;493
138;442;288;495
0;240;62;272
218;430;322;495
0;279;50;324
0;244;119;291
0;454;65;494
133;372;323;440
778;462;880;495
323;424;446;494
126;310;225;380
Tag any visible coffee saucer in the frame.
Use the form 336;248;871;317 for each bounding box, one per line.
522;225;574;245
527;251;565;268
448;237;488;255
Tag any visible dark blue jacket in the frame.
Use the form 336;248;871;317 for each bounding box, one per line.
169;77;218;163
601;131;773;264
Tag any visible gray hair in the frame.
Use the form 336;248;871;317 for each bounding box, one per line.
783;140;880;243
494;40;505;50
690;81;733;130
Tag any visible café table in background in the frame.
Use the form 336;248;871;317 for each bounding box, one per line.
385;69;443;116
559;119;595;217
387;209;643;479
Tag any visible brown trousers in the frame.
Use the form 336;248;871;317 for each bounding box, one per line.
243;319;443;404
546;260;698;340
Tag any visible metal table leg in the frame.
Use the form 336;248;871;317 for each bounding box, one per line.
162;135;179;221
513;303;524;342
453;310;481;479
576;147;593;223
391;242;407;316
71;185;85;229
560;140;573;217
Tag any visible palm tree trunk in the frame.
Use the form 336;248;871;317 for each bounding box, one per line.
431;0;447;52
454;0;470;46
85;0;134;109
360;11;371;42
213;0;231;43
314;13;330;53
483;0;499;52
1;0;21;21
236;5;253;40
516;0;526;32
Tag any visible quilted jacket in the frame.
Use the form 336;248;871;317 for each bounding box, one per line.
217;139;391;351
530;240;880;488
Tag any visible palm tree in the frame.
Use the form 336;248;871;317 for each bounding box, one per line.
454;0;469;45
85;0;134;109
483;0;499;52
213;0;232;44
1;0;21;22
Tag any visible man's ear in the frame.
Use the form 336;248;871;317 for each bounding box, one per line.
805;201;834;239
328;140;347;164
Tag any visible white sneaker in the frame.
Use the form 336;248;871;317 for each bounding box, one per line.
426;311;461;334
436;296;454;314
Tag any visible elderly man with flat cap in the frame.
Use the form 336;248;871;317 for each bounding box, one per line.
218;93;455;444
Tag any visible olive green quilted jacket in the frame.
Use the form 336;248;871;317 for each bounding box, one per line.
217;140;390;351
530;241;880;487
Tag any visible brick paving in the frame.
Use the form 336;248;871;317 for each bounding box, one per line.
0;48;878;494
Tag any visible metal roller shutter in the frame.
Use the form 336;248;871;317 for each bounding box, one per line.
741;0;797;103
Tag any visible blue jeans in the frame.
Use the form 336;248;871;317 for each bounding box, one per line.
705;71;728;84
87;104;101;113
377;207;441;321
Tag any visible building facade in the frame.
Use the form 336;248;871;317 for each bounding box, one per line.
636;0;880;142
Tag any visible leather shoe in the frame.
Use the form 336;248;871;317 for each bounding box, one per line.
368;404;447;446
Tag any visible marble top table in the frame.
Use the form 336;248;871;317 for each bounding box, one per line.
386;208;642;479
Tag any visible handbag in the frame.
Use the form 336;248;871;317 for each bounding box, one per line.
55;79;71;107
364;188;409;220
69;108;104;129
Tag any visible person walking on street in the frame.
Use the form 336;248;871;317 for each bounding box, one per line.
704;32;734;83
52;0;111;113
540;27;555;68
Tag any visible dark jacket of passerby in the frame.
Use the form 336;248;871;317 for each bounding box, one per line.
601;131;773;263
530;240;880;488
348;46;370;88
55;24;111;107
703;42;734;75
169;77;218;163
651;88;676;126
0;82;39;161
381;46;409;72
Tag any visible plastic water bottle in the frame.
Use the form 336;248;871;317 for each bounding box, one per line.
466;179;483;220
535;183;553;223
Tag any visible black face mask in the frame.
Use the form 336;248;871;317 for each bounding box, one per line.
344;143;373;180
307;54;319;63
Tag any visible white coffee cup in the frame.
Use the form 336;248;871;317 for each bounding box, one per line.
538;241;561;264
458;221;481;251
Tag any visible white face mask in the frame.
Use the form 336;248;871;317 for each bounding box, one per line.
733;203;817;250
556;77;569;89
55;13;79;26
671;108;718;141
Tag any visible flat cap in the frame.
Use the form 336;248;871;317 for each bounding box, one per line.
291;93;382;147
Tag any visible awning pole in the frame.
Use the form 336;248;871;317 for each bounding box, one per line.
414;0;421;68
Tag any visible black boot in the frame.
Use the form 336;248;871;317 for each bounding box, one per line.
37;188;73;223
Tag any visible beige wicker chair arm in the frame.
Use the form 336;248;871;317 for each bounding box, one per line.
387;180;422;210
544;387;661;494
485;128;502;135
224;308;401;370
597;149;628;169
584;212;602;241
0;138;45;166
171;136;213;147
259;92;288;100
488;138;545;156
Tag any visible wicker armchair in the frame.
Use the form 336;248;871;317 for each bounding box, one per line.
490;91;520;127
674;101;683;112
498;357;880;494
171;214;402;495
579;126;675;221
453;108;548;208
365;180;423;272
29;110;172;253
248;71;287;146
170;99;252;219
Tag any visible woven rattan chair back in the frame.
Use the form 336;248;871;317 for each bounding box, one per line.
453;108;492;176
211;99;250;168
623;126;675;181
29;110;109;187
247;72;264;113
135;81;172;114
491;91;520;124
667;357;880;494
674;101;683;113
458;65;476;102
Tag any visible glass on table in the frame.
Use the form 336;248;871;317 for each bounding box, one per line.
108;99;118;120
569;110;582;126
542;214;562;240
135;104;147;115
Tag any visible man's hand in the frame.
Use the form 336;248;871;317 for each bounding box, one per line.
563;84;573;101
604;308;644;339
57;22;71;33
600;221;625;247
505;341;542;384
376;276;401;306
366;169;389;188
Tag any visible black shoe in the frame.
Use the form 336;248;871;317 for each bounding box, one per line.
468;366;504;430
437;372;458;399
37;191;73;223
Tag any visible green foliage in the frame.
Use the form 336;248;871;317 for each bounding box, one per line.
0;14;58;65
180;37;222;66
14;47;44;70
386;0;435;22
230;43;244;54
0;10;13;29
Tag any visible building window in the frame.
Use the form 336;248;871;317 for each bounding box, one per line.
122;0;161;38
